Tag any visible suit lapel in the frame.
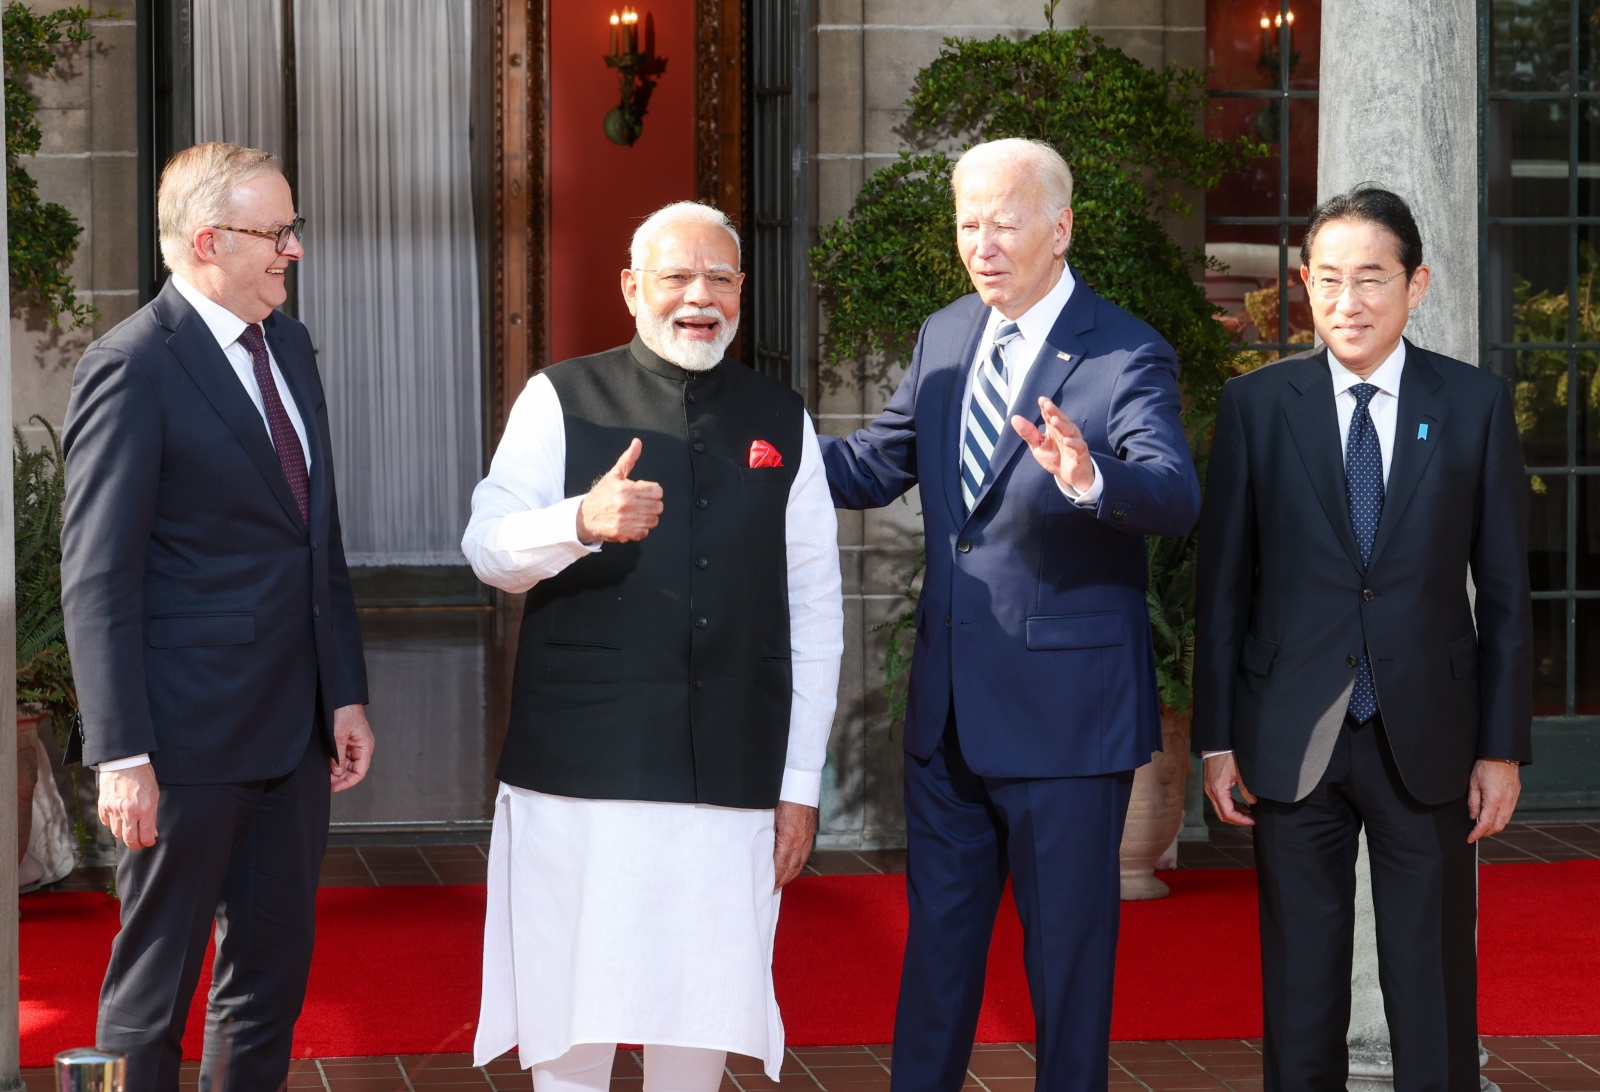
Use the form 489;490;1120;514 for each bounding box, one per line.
941;303;991;525
263;314;324;534
1282;349;1366;573
1367;341;1447;570
158;285;309;534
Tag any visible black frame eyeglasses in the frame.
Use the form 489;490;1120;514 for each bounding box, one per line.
210;216;307;254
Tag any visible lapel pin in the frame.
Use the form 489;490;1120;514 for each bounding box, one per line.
1057;351;1071;361
1417;423;1429;440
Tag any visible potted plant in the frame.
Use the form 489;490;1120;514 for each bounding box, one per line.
811;6;1263;897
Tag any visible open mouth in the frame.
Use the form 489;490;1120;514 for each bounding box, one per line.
673;316;721;340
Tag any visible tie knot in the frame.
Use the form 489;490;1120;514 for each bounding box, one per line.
239;323;267;355
1351;382;1380;410
994;321;1020;348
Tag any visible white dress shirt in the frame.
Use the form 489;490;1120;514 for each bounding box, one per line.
960;264;1103;505
1204;340;1406;761
461;369;844;807
99;276;314;773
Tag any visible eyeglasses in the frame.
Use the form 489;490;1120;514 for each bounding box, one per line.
637;268;743;294
1307;270;1406;300
210;216;307;254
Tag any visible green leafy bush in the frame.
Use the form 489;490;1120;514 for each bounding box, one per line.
813;6;1264;718
15;417;75;737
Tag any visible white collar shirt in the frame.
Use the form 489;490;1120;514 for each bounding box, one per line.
1328;339;1405;485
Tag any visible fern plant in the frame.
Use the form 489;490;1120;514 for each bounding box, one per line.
15;416;75;736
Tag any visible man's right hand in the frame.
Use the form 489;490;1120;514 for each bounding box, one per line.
1203;752;1257;826
99;764;160;849
576;438;664;544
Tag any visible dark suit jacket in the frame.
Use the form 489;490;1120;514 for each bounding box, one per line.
822;276;1201;777
61;278;368;785
1192;342;1533;805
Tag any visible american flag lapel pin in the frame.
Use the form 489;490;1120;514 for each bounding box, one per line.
1057;351;1071;361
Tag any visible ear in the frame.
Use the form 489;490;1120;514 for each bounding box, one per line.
620;268;640;317
1053;207;1074;259
192;225;222;267
1406;264;1431;309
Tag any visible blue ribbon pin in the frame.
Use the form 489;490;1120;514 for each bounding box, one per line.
1417;423;1429;440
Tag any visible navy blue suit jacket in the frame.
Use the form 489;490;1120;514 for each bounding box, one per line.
61;278;368;784
822;277;1200;777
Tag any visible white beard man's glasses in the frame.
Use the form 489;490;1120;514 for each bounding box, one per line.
638;268;743;294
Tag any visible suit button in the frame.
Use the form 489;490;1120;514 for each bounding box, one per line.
693;679;704;689
695;617;709;629
687;393;697;404
957;540;972;553
1362;589;1375;601
944;615;952;628
693;442;706;453
1346;655;1359;667
313;604;320;618
310;541;317;551
696;498;709;509
696;557;709;569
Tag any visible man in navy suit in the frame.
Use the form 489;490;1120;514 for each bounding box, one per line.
821;138;1200;1091
61;142;373;1092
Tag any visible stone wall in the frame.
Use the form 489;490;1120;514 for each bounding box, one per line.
9;5;139;449
809;0;1206;848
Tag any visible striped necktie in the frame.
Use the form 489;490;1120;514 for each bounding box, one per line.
961;321;1021;513
1345;382;1384;723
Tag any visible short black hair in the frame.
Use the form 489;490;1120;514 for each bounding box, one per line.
1299;185;1424;279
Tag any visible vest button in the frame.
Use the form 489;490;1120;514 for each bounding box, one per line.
944;615;952;628
957;540;972;553
693;679;704;689
1362;589;1375;601
696;498;709;509
687;393;697;403
693;442;706;453
1347;655;1359;667
695;617;709;629
696;557;709;569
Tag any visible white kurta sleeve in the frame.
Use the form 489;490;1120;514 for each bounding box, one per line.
778;415;845;808
461;373;600;593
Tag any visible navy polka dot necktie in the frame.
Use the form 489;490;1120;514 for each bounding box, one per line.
1346;382;1383;723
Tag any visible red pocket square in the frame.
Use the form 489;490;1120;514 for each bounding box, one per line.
748;440;784;468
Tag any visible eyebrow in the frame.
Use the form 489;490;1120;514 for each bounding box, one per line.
1314;261;1391;272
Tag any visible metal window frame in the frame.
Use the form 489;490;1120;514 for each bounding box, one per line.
1479;0;1595;717
1204;0;1318;359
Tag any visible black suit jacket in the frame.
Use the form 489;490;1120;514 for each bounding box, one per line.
1193;341;1533;805
61;278;368;784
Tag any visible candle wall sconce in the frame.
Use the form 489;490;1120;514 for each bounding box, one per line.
1254;8;1298;144
604;8;664;146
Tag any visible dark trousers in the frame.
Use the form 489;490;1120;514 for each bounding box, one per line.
1253;716;1478;1092
98;739;330;1092
892;718;1134;1092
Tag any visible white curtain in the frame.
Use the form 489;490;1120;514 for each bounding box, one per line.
193;0;285;155
295;0;482;565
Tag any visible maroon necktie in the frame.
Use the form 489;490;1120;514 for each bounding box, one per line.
237;323;310;524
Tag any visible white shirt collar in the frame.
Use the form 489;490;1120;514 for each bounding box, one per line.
986;263;1078;344
169;273;252;352
1328;339;1406;398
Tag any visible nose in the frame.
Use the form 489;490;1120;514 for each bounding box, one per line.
682;273;716;307
280;231;304;261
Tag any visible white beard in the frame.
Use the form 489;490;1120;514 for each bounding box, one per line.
636;304;739;372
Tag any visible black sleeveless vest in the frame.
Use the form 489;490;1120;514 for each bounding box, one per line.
497;337;805;809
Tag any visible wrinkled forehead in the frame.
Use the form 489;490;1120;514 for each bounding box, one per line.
224;170;296;224
642;221;739;270
953;166;1043;223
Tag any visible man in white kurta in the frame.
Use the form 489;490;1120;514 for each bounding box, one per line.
462;201;843;1092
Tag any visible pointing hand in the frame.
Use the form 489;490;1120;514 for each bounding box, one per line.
576;438;665;544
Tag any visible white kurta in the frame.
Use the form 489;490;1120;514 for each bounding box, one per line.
463;366;843;1079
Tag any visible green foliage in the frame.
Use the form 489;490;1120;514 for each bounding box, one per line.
812;8;1263;721
1509;243;1600;496
4;2;102;328
15;417;76;740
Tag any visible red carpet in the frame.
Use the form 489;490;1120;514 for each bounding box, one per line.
19;861;1600;1065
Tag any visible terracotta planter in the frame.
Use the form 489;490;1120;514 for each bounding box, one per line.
17;708;46;867
1118;708;1191;900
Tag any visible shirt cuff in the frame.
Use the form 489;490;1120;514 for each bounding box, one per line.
1056;455;1103;506
778;767;822;809
98;753;151;772
1201;750;1233;759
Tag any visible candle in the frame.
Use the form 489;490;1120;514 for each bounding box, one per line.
1284;9;1294;52
1260;15;1270;55
609;10;619;55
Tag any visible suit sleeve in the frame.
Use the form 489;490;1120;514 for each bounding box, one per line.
1088;339;1202;539
819;317;930;510
1469;379;1534;762
1191;380;1255;753
321;419;370;709
60;347;163;764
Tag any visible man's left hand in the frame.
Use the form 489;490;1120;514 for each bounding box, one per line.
1013;396;1095;495
330;704;375;792
773;801;817;889
1467;758;1521;843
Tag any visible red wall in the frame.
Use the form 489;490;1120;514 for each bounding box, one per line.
548;0;698;363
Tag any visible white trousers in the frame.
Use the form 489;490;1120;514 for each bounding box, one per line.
530;1043;729;1092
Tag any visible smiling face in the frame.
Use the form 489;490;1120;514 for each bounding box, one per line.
191;171;302;324
1301;217;1430;378
620;219;742;371
953;162;1073;320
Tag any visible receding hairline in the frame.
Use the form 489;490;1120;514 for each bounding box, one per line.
950;139;1074;214
629;201;741;270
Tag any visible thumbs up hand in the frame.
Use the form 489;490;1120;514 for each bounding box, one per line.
576;438;665;544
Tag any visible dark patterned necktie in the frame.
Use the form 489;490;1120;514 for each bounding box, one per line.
1345;382;1384;723
962;321;1021;513
238;323;310;524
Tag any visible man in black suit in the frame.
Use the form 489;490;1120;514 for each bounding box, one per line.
61;142;373;1092
1194;186;1532;1091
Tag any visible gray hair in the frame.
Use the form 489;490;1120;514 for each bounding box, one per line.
951;138;1075;218
158;142;283;272
629;201;741;270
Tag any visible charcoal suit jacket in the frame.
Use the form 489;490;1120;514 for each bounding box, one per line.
61;277;368;784
1192;342;1534;805
822;277;1200;777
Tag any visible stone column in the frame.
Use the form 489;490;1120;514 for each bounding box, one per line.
1317;3;1489;1089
